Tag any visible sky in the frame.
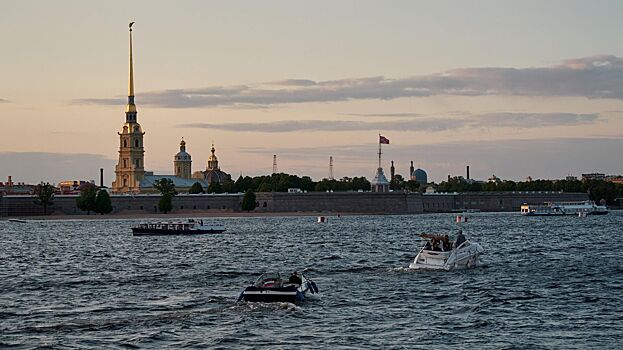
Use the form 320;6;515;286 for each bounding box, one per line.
1;0;623;185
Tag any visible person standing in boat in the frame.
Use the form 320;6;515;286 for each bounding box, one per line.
454;229;466;249
289;271;302;285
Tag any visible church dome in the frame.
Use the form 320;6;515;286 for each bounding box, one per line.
174;138;191;161
412;168;428;185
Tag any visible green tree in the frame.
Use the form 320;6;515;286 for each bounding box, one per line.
207;181;223;193
159;193;174;214
153;178;177;214
76;184;97;214
390;174;406;191
405;180;420;192
241;189;256;212
33;182;55;215
189;182;204;194
257;182;272;192
222;179;236;193
94;189;113;214
153;178;177;196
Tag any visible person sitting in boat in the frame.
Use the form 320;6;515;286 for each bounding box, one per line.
423;240;432;250
288;271;302;285
432;238;442;251
442;235;451;251
454;229;466;249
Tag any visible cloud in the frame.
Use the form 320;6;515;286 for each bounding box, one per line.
342;112;424;118
178;113;599;133
0;98;9;103
0;152;115;185
238;137;623;181
73;55;623;108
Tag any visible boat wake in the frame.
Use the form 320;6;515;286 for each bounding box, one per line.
232;301;302;313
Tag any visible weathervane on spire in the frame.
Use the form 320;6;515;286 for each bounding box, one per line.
129;21;135;31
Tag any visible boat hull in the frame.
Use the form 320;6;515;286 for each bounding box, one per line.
409;242;484;270
239;287;304;303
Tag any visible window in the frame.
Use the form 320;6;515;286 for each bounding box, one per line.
123;159;128;167
134;139;139;148
123;139;127;148
135;159;140;168
123;179;128;187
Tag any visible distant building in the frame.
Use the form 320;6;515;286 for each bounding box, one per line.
565;175;578;181
488;174;502;183
0;176;35;195
606;175;623;184
58;180;95;194
371;167;390;192
582;173;606;181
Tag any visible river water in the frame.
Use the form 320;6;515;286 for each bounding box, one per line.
1;212;622;349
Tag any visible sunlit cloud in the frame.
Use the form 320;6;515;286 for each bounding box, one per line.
0;98;10;103
178;113;599;133
73;55;623;108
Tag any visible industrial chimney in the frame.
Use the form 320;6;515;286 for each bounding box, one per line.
100;168;104;188
466;165;470;180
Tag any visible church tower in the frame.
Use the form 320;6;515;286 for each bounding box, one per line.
112;23;145;193
174;138;192;179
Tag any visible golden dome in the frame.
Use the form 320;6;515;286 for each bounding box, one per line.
208;144;218;161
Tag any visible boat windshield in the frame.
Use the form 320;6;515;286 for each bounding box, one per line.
254;272;282;288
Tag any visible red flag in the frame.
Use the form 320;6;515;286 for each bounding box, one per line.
379;135;390;144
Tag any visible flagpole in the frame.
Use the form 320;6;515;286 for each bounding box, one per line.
378;132;382;169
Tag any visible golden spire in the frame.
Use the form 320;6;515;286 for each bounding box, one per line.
126;22;137;114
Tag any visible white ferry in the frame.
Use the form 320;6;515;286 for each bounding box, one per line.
520;200;608;216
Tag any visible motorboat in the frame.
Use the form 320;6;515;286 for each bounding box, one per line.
520;200;608;216
131;219;226;236
237;272;319;303
409;233;484;270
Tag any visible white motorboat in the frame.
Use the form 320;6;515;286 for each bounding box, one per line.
409;233;484;270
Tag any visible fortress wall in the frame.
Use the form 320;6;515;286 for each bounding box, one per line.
0;191;590;217
0;194;243;216
254;192;423;214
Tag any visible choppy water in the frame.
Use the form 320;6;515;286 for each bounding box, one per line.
1;212;622;349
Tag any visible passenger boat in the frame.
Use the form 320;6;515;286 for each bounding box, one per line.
409;233;484;271
131;219;226;236
520;200;608;216
237;272;319;303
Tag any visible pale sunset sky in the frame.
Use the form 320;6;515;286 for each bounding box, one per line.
1;0;623;184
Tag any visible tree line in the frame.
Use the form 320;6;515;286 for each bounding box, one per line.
435;177;623;204
186;173;373;194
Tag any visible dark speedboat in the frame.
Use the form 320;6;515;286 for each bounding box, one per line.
237;272;319;303
131;219;226;236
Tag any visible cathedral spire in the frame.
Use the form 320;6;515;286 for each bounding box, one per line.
126;22;137;118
